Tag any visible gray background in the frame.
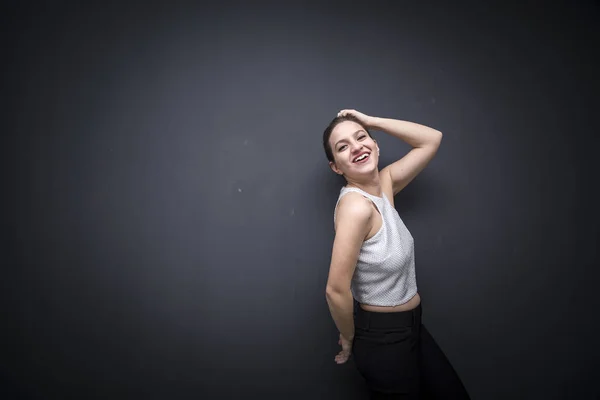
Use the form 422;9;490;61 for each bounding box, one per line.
3;1;599;399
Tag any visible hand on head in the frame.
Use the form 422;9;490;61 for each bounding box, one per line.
337;109;374;128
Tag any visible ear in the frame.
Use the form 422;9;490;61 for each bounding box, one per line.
329;161;343;175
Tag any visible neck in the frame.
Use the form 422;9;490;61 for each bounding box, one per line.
345;172;382;197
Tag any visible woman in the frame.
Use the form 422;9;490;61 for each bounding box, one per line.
324;109;470;399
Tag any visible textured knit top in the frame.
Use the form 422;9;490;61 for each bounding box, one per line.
334;186;417;306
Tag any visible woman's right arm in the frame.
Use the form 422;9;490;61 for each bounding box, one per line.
325;193;373;341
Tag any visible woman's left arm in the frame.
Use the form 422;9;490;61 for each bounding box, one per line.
369;117;442;195
338;109;443;196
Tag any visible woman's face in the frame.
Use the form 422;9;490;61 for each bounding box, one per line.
328;120;379;178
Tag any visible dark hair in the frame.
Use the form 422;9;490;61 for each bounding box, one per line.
322;115;373;162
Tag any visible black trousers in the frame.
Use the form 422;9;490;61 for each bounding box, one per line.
352;300;470;399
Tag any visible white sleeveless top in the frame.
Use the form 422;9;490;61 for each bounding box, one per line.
334;186;417;306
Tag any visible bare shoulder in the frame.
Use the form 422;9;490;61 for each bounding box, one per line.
335;192;373;230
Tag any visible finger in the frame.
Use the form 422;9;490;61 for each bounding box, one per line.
335;352;350;364
336;350;350;358
335;355;346;364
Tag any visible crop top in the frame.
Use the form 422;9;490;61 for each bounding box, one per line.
333;186;417;306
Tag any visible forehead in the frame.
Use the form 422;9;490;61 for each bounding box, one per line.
329;120;366;145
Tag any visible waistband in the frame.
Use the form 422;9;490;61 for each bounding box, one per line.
354;301;422;330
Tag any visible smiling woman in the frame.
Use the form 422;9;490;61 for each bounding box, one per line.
323;110;470;399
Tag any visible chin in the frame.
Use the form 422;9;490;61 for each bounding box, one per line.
354;159;378;171
345;164;378;179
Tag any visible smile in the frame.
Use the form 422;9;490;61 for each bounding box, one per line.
353;152;370;163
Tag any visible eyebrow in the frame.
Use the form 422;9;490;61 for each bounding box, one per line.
334;129;366;148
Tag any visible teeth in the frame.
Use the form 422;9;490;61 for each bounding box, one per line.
354;154;368;162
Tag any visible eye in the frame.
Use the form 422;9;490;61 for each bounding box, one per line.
358;135;367;140
338;145;347;151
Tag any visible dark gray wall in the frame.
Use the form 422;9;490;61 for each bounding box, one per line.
3;1;599;399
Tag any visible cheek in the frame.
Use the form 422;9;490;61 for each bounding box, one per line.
332;149;344;162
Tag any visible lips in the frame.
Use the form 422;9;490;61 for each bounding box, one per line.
352;151;370;163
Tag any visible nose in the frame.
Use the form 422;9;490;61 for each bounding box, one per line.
350;140;363;153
